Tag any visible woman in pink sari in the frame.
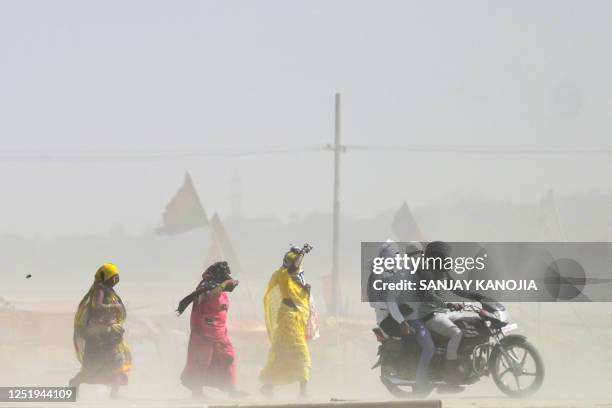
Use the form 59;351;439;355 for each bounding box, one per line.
177;261;247;399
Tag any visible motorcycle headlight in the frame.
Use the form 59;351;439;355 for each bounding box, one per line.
494;310;509;322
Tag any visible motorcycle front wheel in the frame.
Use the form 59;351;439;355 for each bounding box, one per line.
490;339;544;398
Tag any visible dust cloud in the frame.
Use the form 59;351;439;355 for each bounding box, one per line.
2;1;612;406
2;196;612;406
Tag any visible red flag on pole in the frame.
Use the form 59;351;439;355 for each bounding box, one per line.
156;172;208;235
204;213;243;274
391;201;424;241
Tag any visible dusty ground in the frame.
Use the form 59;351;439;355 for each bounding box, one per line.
1;398;612;408
1;300;611;408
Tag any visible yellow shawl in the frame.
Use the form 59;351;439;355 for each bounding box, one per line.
73;264;129;365
263;266;310;341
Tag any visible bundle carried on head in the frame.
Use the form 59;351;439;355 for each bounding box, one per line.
176;261;232;315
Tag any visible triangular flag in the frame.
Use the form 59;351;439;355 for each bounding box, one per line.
204;214;243;274
391;202;424;241
538;189;566;241
156;172;208;235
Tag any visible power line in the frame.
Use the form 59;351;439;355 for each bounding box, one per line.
0;144;611;162
346;145;612;155
0;146;327;162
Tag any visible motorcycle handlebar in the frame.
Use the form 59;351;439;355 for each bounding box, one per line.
460;302;482;313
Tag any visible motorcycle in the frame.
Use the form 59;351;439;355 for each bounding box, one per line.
372;297;544;398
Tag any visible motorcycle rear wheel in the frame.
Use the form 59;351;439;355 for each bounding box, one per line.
380;376;414;398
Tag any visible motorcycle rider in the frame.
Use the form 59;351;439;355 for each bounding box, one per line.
418;241;465;382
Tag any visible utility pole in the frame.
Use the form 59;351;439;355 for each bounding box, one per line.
331;92;344;316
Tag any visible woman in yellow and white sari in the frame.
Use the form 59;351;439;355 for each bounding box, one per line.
70;263;131;398
260;244;314;398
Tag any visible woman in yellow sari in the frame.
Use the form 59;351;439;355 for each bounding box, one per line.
70;263;131;398
260;244;313;398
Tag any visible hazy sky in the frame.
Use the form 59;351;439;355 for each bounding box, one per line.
1;1;611;235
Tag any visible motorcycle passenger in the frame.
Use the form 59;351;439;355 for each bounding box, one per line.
418;241;465;381
369;240;412;338
398;242;435;395
369;241;435;394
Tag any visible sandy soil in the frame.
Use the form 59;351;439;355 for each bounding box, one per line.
1;301;611;408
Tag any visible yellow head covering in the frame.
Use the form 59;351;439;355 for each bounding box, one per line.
283;251;297;266
283;250;304;272
95;263;120;283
